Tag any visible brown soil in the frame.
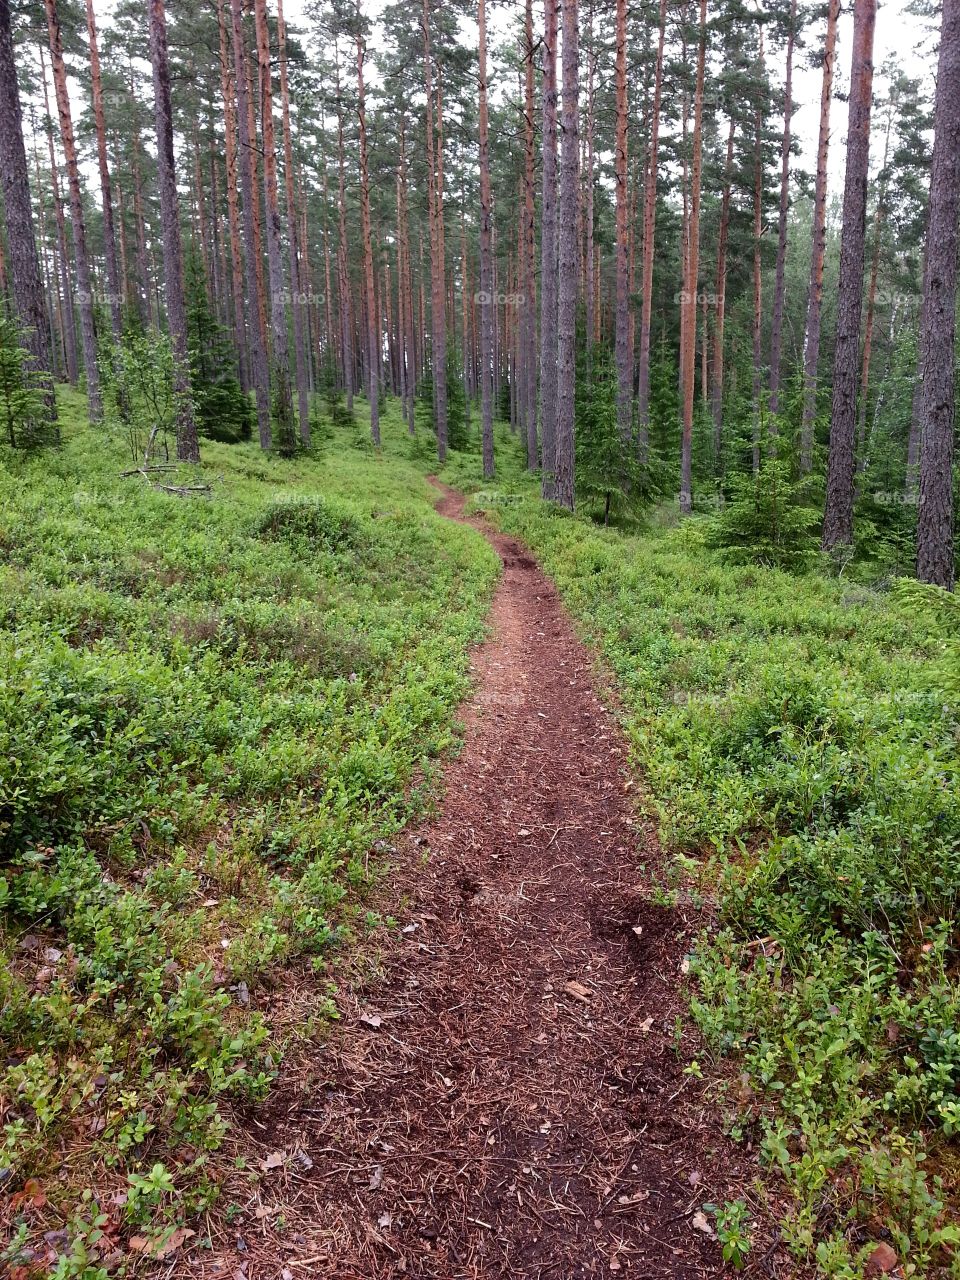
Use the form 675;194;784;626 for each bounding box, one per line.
192;483;780;1279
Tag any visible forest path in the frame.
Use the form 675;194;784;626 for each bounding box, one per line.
222;483;760;1280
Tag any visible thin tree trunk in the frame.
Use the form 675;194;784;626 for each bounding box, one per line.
856;100;894;473
679;0;707;512
422;0;447;460
614;0;632;445
478;0;495;477
333;46;354;412
39;47;77;385
750;42;764;476
356;11;379;447
522;0;538;468
768;0;796;421
636;0;668;459
539;0;559;498
711;116;735;467
555;0;579;510
277;0;311;443
0;5;56;425
44;0;101;421
584;6;595;357
799;0;840;472
217;0;249;388
916;0;960;587
229;0;272;448
148;0;199;461
85;0;123;343
821;0;877;550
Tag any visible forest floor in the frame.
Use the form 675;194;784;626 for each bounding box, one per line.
196;482;778;1280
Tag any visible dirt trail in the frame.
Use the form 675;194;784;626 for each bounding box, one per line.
213;484;764;1279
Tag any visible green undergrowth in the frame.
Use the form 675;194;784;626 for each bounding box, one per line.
0;391;498;1270
443;441;960;1278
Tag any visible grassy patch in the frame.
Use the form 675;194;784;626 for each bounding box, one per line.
445;440;960;1278
0;391;499;1269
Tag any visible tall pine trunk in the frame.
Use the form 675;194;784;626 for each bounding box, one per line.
711;116;735;467
229;0;272;448
538;0;559;498
277;0;311;443
799;0;840;472
84;0;124;343
679;0;707;513
148;0;199;461
821;0;877;551
478;0;495;478
356;13;379;447
767;0;796;420
916;0;960;587
422;0;447;460
522;0;538;468
218;0;249;389
636;0;668;459
0;0;56;424
44;0;102;421
555;0;579;510
613;0;631;444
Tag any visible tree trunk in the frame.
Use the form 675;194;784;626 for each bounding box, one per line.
39;47;77;385
750;42;764;476
356;12;380;447
555;0;579;511
422;0;447;460
636;0;668;459
855;100;893;474
584;7;595;357
229;0;272;448
522;0;538;468
0;0;56;425
85;0;124;343
679;0;707;513
217;0;249;389
916;0;960;587
800;0;840;472
474;0;495;477
821;0;877;551
539;0;559;498
613;0;631;445
44;0;102;421
148;0;199;461
711;116;735;467
768;0;796;420
277;0;311;443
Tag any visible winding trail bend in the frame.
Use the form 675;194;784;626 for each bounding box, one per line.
223;483;761;1280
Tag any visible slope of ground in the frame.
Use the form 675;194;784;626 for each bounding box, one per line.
0;395;499;1274
178;480;768;1280
440;444;960;1278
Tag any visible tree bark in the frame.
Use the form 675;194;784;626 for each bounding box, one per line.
679;0;707;513
0;0;56;425
613;0;631;445
356;10;379;447
916;0;960;587
522;0;538;469
539;0;559;498
555;0;579;510
85;0;124;343
478;0;495;478
750;38;764;476
799;0;840;472
821;0;877;551
277;0;311;443
229;0;272;448
422;0;447;460
148;0;200;461
38;47;77;385
217;0;249;388
635;0;668;460
711;116;735;466
768;0;796;421
44;0;102;421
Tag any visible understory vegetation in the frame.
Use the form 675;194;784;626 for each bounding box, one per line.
0;390;498;1272
444;433;960;1278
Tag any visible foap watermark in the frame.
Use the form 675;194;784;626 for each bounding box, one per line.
673;289;721;307
75;288;124;307
871;490;918;506
474;290;526;307
272;289;326;306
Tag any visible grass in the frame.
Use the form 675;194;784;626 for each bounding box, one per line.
442;435;960;1278
0;391;499;1272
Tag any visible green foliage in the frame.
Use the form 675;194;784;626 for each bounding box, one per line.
452;461;960;1277
108;328;177;462
705;457;821;570
575;347;655;523
417;360;469;451
185;253;252;444
0;315;55;450
0;389;499;1267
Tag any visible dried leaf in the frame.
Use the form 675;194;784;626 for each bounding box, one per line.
368;1164;384;1190
261;1151;284;1171
691;1211;715;1238
359;1011;383;1029
864;1243;899;1277
563;980;592;1003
